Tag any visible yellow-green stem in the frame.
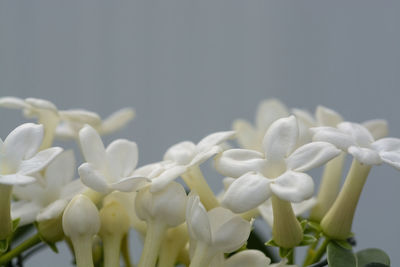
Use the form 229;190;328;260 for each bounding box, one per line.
321;159;371;240
310;153;346;222
138;221;167;267
158;224;188;267
271;196;303;249
309;238;330;265
102;234;123;267
181;166;219;211
71;236;94;267
0;233;41;264
189;242;213;267
0;185;13;240
38;116;59;150
121;234;133;267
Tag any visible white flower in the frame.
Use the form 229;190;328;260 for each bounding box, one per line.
77;125;150;194
0;123;62;186
186;193;251;267
215;116;340;213
137;130;235;192
11;151;84;226
312;121;400;169
222;250;272;267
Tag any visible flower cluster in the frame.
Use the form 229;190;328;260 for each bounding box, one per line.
0;97;397;267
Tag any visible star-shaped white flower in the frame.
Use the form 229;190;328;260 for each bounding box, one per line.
312;121;400;169
215;116;340;213
77;125;150;194
0;123;62;186
11;151;84;226
136;130;235;192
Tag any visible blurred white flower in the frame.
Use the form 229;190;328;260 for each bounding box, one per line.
216;116;340;213
77;125;150;194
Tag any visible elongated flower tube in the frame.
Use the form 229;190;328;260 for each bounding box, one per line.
312;122;400;239
135;182;187;267
99;196;131;267
136;130;235;210
216;116;340;248
186;193;251;267
78;125;150;194
62;195;100;267
0;123;62;240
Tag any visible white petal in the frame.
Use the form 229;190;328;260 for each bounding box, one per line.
78;163;110;194
292;108;316;128
209;208;251;253
37;199;69;221
106;139;138;178
0;174;36;185
55;123;77;139
232;119;260;150
100;108;135;135
292;197;317;216
11;201;41;226
18;147;63;175
222;172;272;213
257;199;274;227
12;181;44;201
270;171;314;203
196;131;236;152
338;122;374;147
60;109;101;125
214;149;267;178
25;98;57;112
224;250;271;267
262;116;299;162
4;123;44;165
371;138;400;153
315;106;343;127
60;179;85;199
109;175;150;192
150;165;187;192
378;151;400;170
45;150;75;190
348;146;382;166
311;126;355;150
79;125;107;169
186;193;212;244
363;119;388;140
0;97;29;109
190;146;221;166
256;99;289;131
287;142;340;172
164;141;196;165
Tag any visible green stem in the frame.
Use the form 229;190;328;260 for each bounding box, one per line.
0;185;13;240
158;224;188;267
102;234;123;267
121;234;133;267
303;234;321;266
0;233;41;264
181;166;219;211
71;236;94;267
309;238;330;264
189;242;212;267
287;248;294;265
138;221;167;267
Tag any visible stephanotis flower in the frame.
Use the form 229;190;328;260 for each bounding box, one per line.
77;125;150;194
211;250;297;267
215;116;340;213
11;151;84;226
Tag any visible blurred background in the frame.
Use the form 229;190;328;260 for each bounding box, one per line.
1;1;399;266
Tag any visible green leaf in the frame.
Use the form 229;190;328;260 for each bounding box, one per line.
308;221;322;232
12;218;20;232
298;234;318;246
300;220;308;231
356;248;390;267
265;239;279;247
327;242;356;267
334;239;353;250
0;239;8;253
279;247;293;258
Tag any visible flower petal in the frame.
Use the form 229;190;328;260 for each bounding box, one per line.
37;199;69;221
186;193;212;244
78;163;110;194
214;149;267;178
224;250;271;267
11;201;42;226
378;151;400;170
196;131;236;152
315;106;343;127
45;150;76;190
163;141;196;165
18;147;63;176
150;165;188;192
233;119;260;150
190;145;221;166
311;126;355;150
371;137;400;153
262;116;298;162
60;109;101;125
0;174;37;185
0;97;29;109
270;171;314;203
286;142;340;172
222;172;271;213
106;139;138;178
338;122;374;147
4;123;44;165
79;125;107;169
25;98;57;112
101;108;135;135
292;108;316;128
348;146;382;165
109;175;150;192
256;99;289;132
362;119;388;140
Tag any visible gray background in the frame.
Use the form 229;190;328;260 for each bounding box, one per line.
1;1;399;266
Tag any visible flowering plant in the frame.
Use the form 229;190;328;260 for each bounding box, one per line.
0;97;396;267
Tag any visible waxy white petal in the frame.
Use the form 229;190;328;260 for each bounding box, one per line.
109;175;150;192
363;119;388;140
37;199;69;221
60;109;101;125
292;108;315;128
222;172;272;213
78;163;110;194
106;139;138;178
163;141;196;165
338;122;374;147
311;126;355;150
18;147;63;175
287;142;340;172
380;151;400;170
262;116;298;162
233;119;260;150
348;146;382;166
190;145;222;166
224;250;271;267
186;193;212;244
270;171;314;203
196;131;236;152
256;99;289;131
100;108;135;134
315;106;343;127
0;97;29;109
45;150;75;189
25;98;57;112
79;125;107;169
214;149;267;178
150;165;187;192
11;201;41;226
0;174;36;185
371;138;400;153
